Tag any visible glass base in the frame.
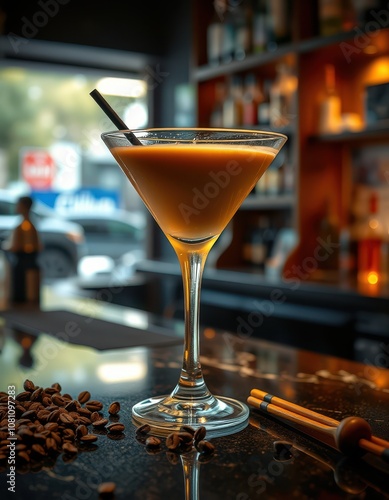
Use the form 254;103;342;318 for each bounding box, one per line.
132;393;249;437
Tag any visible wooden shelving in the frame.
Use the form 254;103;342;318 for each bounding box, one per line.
192;1;389;296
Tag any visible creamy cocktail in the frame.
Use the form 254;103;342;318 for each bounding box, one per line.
102;129;286;436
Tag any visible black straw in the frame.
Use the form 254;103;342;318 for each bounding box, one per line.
90;89;142;146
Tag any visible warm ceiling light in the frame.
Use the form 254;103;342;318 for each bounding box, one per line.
96;77;147;98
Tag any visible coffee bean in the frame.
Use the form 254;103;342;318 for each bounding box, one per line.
108;402;120;415
21;410;36;421
62;442;78;454
52;395;66;407
48;410;61;423
37;410;50;421
86;400;103;412
76;425;88;439
65;400;79;412
59;413;75;426
98;482;116;497
196;440;215;455
50;432;62;446
79;434;98;443
63;428;75;440
77;407;92;417
106;423;125;434
31;387;43;402
46;437;57;453
31;443;46;457
145;436;161;448
177;431;193;444
136;424;151;436
90;411;101;422
15;391;31;402
77;391;91;404
44;422;59;432
93;418;108;428
51;383;62;392
180;425;195;436
166;432;181;450
42;396;52;407
23;379;35;392
194;426;206;443
62;393;72;401
44;387;57;395
77;416;92;426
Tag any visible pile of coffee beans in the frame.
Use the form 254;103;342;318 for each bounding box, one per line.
135;423;215;460
0;379;124;472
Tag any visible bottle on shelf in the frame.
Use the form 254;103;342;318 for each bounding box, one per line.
207;1;225;65
318;64;342;134
234;0;253;61
210;81;226;127
243;215;275;270
221;0;236;64
223;75;243;127
316;197;340;274
318;0;344;36
355;191;387;286
266;0;291;49
242;73;262;126
269;63;297;128
257;79;271;126
251;0;269;53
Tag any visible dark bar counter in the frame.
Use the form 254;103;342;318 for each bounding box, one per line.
0;299;389;499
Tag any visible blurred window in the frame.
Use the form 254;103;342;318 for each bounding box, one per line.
0;66;149;184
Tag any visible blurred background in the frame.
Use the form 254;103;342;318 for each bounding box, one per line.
0;0;388;361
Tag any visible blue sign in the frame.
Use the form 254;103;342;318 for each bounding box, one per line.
33;189;120;214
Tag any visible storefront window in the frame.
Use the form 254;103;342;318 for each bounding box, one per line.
0;65;148;212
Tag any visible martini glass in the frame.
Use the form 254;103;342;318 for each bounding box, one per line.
102;128;287;437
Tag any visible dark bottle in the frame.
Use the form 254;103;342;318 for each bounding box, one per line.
3;196;41;304
317;197;340;274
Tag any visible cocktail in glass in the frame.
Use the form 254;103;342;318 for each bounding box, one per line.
101;128;287;437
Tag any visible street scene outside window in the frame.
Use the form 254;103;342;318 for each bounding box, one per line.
0;65;148;285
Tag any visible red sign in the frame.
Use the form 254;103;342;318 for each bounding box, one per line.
22;150;55;190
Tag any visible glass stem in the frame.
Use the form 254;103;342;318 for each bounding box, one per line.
172;247;212;400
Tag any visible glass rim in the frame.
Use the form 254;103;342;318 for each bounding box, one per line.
101;127;288;143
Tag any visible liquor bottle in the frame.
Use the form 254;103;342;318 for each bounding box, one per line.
223;76;243;127
207;2;225;65
3;197;41;304
269;64;297;128
221;1;235;64
266;0;291;49
210;81;226;127
257;79;271;126
356;192;387;286
242;73;261;126
318;64;342;134
317;197;340;274
252;0;268;53
234;0;252;60
318;0;343;36
243;216;274;269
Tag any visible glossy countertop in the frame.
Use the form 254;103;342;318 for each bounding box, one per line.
0;288;389;499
